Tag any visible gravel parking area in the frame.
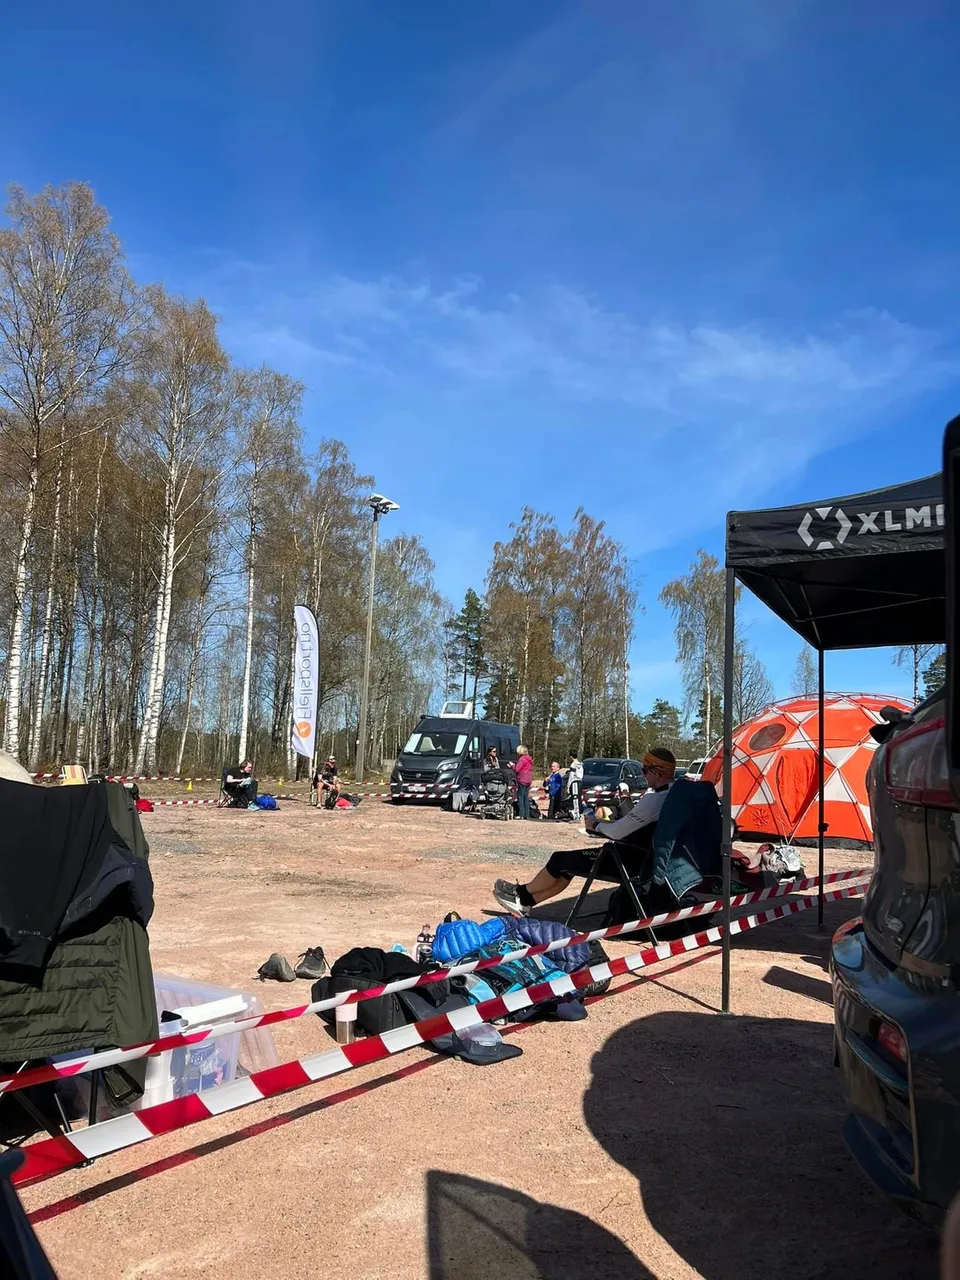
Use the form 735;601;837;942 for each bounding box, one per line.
20;798;937;1280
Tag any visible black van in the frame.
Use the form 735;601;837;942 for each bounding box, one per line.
390;710;520;803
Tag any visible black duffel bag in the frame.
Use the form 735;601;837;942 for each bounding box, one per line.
312;947;450;1037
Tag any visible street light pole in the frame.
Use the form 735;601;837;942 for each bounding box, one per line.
356;494;398;785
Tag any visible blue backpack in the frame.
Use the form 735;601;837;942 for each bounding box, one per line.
254;794;279;810
462;939;566;1001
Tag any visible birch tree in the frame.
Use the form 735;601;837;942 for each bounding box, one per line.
792;645;818;697
0;183;138;760
131;292;232;774
234;367;304;762
894;643;941;704
732;638;774;724
660;551;727;755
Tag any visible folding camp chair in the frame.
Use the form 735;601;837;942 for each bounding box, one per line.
564;780;722;943
563;836;659;944
1;1064;107;1168
218;768;249;808
60;764;88;786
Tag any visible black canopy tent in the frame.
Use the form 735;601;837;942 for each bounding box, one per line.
720;473;945;1012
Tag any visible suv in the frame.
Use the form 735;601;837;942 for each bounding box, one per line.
831;690;960;1221
579;758;647;806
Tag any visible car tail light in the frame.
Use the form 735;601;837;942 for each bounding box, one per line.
877;1020;908;1064
885;716;958;809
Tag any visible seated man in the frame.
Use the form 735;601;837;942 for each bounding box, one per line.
313;757;342;808
223;760;257;806
492;747;677;914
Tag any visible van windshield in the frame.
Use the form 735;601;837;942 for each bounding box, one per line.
402;731;468;757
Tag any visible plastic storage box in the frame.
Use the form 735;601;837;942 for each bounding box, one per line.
132;972;279;1111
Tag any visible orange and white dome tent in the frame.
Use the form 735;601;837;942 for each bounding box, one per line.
701;693;914;843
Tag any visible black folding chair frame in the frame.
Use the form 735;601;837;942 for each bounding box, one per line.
563;843;659;944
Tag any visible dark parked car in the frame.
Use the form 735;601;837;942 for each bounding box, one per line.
831;690;960;1222
579;758;647;807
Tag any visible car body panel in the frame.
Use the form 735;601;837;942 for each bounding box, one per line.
833;919;960;1221
579;758;647;805
832;689;960;1218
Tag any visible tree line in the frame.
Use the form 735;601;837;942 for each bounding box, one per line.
444;542;777;768
1;182;934;778
0;182;444;776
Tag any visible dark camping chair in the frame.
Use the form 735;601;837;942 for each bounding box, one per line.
219;768;251;808
564;780;723;942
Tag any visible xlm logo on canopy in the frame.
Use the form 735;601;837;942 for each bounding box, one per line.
797;503;944;550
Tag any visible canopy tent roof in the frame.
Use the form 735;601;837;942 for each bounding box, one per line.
726;474;944;649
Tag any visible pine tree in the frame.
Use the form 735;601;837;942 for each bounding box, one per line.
922;650;946;700
443;588;487;703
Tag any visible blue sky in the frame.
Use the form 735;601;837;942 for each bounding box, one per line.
2;0;957;713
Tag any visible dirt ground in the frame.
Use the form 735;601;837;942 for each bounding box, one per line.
20;793;940;1280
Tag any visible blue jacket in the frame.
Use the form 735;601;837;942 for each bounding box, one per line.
501;915;591;973
546;771;563;797
651;779;722;899
432;916;506;964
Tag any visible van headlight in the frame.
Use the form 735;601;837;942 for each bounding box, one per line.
437;760;457;773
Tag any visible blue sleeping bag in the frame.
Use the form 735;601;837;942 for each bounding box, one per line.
500;916;590;973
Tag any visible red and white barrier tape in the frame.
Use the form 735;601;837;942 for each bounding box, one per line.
150;799;221;808
0;869;869;1098
12;881;864;1186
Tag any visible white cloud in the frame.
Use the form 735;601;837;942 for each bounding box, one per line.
271;273;949;426
208;264;954;555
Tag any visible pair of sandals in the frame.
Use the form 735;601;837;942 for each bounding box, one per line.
257;947;327;982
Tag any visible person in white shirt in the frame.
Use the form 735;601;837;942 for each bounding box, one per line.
493;748;677;913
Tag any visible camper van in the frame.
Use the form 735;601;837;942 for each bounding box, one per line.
390;702;520;802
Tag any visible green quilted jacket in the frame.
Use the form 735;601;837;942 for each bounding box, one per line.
0;782;157;1106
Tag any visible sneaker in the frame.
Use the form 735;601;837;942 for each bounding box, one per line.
493;879;528;916
294;946;328;980
257;952;296;982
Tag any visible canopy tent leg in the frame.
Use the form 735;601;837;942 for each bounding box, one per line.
818;648;826;928
721;567;736;1014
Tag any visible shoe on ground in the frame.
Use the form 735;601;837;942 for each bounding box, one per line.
551;995;588;1022
257;952;296;982
493;878;528;916
295;946;328;980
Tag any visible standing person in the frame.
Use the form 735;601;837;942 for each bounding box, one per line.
565;752;584;817
545;761;563;819
514;745;534;819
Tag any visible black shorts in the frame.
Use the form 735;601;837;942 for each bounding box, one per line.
545;842;650;883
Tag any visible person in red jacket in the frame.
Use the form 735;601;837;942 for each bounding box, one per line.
514;745;534;819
